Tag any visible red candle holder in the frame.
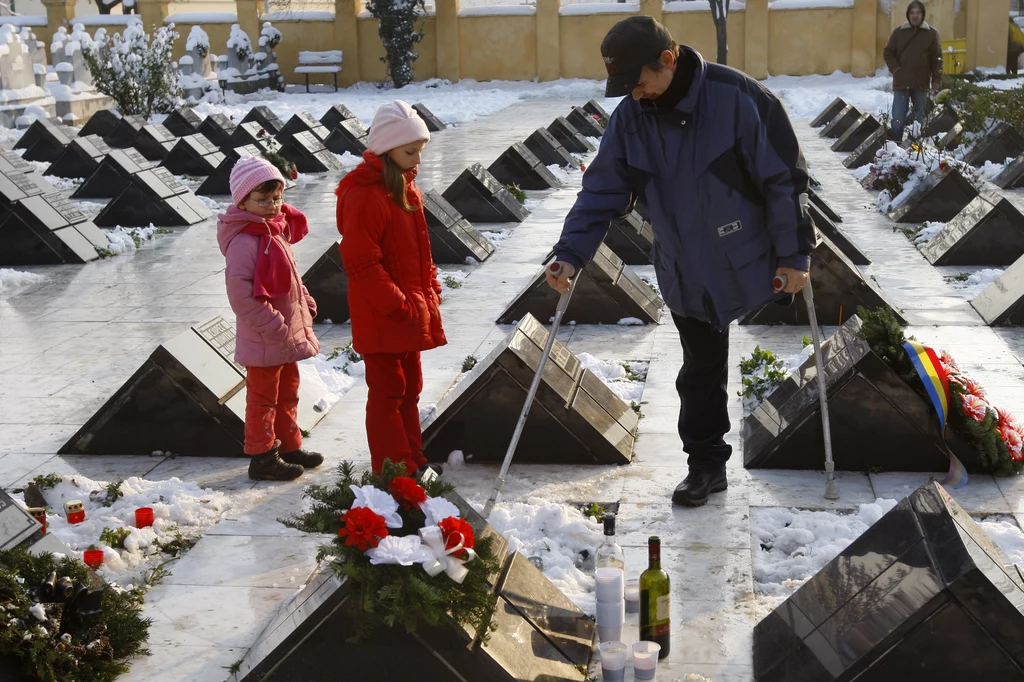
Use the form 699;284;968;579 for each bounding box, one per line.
83;550;104;570
135;507;154;528
64;500;85;525
27;507;46;535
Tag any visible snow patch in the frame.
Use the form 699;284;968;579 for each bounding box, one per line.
0;268;44;301
947;268;1005;300
102;225;166;256
576;353;647;404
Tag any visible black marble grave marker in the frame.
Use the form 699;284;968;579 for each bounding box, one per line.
810;97;847;127
890;167;979;223
831;113;881;153
442;164;530;223
994;153;1024;190
524;128;579;168
963;122;1024;168
71;148;151;200
196;113;237;149
921;192;1024;266
240;105;285;136
567;106;604;138
301;239;349;323
0;191;107;265
132;124;177;161
819;105;862;139
487;142;561;190
161;107;203;137
922;102;958;137
422;313;636;465
277;130;343;173
16;119;75;163
423;189;495;264
95;166;212;227
103;114;147;149
278;111;330;144
548;116;596;154
937;122;964;151
808;202;869;265
498;243;662;325
161;134;226;176
753;479;1024;681
582;98;609;122
972;258;1024;326
78;109;121;138
740;234;903;326
44;135;110;180
196;145;263;196
228;120;275;149
318;103;357;131
323;118;369;156
603;210;654;265
0;150;32;176
412;102;446;132
807;186;842;223
842;126;886;169
743;316;977;472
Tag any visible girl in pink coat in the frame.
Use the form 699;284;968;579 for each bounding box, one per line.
217;155;323;481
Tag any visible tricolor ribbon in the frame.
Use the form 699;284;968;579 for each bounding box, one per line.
418;525;476;584
903;340;968;488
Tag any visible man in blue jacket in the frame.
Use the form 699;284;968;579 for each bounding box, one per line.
547;16;814;507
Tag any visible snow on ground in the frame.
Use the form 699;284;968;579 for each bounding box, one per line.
979;517;1024;565
944;267;1005;300
741;343;813;413
631;265;660;298
102;225;169;256
298;351;364;412
0;268;44;301
437;267;470;300
765;70;893;121
576;354;647;404
481;227;513;246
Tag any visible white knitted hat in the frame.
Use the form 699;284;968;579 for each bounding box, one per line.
367;100;431;155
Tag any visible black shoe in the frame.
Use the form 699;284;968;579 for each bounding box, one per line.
280;448;324;469
248;441;304;481
415;463;443;481
672;468;728;507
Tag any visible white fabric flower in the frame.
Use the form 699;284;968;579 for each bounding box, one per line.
366;535;432;566
350;484;403;528
421;496;461;527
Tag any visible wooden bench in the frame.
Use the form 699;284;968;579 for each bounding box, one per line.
295;50;342;92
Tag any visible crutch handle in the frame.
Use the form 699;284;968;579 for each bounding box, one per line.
773;274;788;292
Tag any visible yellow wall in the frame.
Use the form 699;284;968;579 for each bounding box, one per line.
769;8;852;76
559;11;632;80
459;15;537;81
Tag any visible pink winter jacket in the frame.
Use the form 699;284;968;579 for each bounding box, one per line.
217;205;320;368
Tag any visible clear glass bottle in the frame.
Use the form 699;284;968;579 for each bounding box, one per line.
639;535;670;658
595;514;625;571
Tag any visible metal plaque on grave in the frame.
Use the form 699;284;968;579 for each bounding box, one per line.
0;150;31;176
442;163;530;223
323;118;369;156
229;120;275;149
95;167;212;227
0;171;47;208
921;192;1024;266
196;145;263;196
922;103;958;137
740;233;903;325
937;122;964;151
103;114;147;149
278;111;329;143
842;126;886;169
808;202;868;265
603;210;654;265
422;189;495;264
132;124;177;162
487;142;561;190
71;148;151;199
162;107;203;137
524;128;579;168
819;104;862;139
422;314;636;465
807;186;842;223
995;153;1024;190
78;109;122;138
60;315;330;456
241;105;285;135
743;316;978;472
547;116;596;154
498;243;662;325
0;192;106;265
810;97;847;127
319;104;357;131
412;102;446;132
278;130;343;173
582;98;609;122
963;122;1024;168
45;135;110;180
161;134;226;176
196;113;237;149
889;167;979;223
0;489;47;551
754;480;1024;682
831;113;881;153
301;239;350;323
567;106;604;138
17;119;75;163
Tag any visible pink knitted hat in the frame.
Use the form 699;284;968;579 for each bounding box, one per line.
367;100;431;155
230;155;286;207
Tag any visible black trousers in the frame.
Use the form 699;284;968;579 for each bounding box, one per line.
672;313;732;472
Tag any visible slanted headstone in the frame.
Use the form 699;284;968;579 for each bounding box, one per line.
842;126;886;169
44;135;110;180
819;104;862;139
78;109;121;138
830;113;881;153
972;257;1024;325
411;102;445;132
0;191;107;265
319;103;358;131
240;105;284;136
487;143;560;190
162;107;203;137
994;153;1024;190
229;121;275;149
740;233;903;325
808;202;868;265
582;98;609;120
922;102;958;137
0;150;32;176
95;167;212;227
131;124;177;162
196;145;263;196
422;314;636;465
15;119;75;163
523;128;579;168
810;97;847;127
807;186;842;223
197;113;237;149
301;240;349;323
161;134;226;176
547;116;595;154
422;189;495;264
71;148;151;200
442;163;530;223
566;107;604;138
277;112;329;144
963;122;1024;168
890;167;979;223
921;192;1024;266
937;122;964;151
754;480;1024;681
103;114;147;149
60;316;331;457
277;130;342;173
602;211;653;265
323;118;369;156
0;172;54;209
497;244;662;325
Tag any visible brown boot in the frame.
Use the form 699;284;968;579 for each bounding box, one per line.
248;440;304;481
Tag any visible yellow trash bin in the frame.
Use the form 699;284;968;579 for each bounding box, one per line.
941;39;967;75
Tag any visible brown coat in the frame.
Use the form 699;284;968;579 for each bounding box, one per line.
884;21;942;92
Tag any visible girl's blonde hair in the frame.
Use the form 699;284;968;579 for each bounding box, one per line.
382;153;415;212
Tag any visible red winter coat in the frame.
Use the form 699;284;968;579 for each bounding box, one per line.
335;152;447;355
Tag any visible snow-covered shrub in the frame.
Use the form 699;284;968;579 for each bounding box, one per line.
366;0;427;88
939;75;1024;134
83;18;181;117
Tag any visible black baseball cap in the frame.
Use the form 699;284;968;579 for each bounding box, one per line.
601;16;674;97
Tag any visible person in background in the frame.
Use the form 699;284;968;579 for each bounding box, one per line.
883;1;942;141
1008;18;1024;76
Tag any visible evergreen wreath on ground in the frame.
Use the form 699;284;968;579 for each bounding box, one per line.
284;460;500;642
0;548;150;682
857;306;1024;476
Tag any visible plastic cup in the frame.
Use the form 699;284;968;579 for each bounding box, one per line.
595;567;624;601
595;599;625;626
598;624;623;643
135;507;154;528
632;641;661;680
599;641;628;682
625;578;640;613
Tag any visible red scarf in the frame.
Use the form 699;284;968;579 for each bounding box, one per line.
237;204;310;299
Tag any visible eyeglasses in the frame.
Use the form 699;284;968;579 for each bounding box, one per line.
253;198;284;208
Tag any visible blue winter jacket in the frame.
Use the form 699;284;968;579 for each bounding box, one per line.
553;48;815;330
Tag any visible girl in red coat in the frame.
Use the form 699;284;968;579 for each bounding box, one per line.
335;100;447;475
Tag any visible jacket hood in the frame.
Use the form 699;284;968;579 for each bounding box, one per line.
334;151;420;236
906;0;926;23
216;204;306;256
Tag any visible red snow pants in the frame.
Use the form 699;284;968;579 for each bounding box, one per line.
363;351;426;475
244;363;302;456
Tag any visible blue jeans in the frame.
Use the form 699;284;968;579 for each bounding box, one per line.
891;89;929;139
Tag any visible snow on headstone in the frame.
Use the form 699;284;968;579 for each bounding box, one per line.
180;25;217;99
256;21;283;91
0;24;38;92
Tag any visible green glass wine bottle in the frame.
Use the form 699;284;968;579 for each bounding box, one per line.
639;535;670;658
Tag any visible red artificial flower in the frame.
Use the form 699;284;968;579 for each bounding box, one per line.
337;507;388;551
995;406;1018;428
961;394;988;423
1001;424;1024;462
580;164;587;172
963;376;986;399
389;476;427;511
938;349;959;376
438;516;475;559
